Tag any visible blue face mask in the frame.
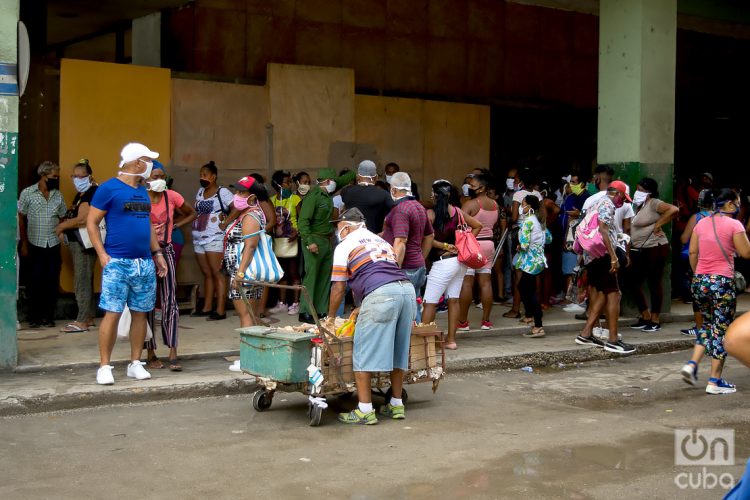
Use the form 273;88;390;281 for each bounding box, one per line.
73;176;91;193
280;188;292;198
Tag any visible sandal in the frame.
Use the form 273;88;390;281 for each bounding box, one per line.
444;342;458;350
519;317;534;325
503;311;521;319
524;327;546;338
147;356;164;369
60;323;89;333
168;358;183;372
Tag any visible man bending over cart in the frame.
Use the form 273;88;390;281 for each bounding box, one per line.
327;208;417;425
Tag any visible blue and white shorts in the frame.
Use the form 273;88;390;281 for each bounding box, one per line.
99;257;157;313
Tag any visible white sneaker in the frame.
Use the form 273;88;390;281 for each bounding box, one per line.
564;303;586;313
269;301;288;314
97;365;115;385
126;361;152;380
593;327;622;341
287;302;300;315
229;360;242;372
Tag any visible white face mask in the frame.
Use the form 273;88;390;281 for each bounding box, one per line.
324;181;337;194
633;191;649;205
148;179;167;192
297;184;310;195
462;184;471;197
336;222;362;242
506;178;515;191
385;175;393;185
120;159;153;179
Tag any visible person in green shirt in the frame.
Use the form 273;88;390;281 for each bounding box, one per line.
296;168;356;323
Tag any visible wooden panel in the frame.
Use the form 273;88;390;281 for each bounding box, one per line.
422;100;490;187
58;59;171;292
268;64;355;171
354;95;424;186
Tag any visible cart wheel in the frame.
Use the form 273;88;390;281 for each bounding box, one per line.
252;390;272;411
309;404;323;427
384;387;408;404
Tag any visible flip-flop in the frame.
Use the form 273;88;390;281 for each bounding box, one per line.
519;317;534;325
444;342;458;350
60;323;88;333
503;311;521;319
524;328;546;338
168;358;183;372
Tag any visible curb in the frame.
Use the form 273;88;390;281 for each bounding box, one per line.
1;338;695;417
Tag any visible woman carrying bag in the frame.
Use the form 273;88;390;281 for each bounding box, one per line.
681;189;750;394
223;176;269;328
268;170;302;315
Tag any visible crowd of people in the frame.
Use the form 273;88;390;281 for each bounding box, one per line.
16;143;750;402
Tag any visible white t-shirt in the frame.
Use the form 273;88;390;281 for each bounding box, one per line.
614;203;635;234
582;191;606;211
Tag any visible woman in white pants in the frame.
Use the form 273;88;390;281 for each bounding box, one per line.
421;180;481;350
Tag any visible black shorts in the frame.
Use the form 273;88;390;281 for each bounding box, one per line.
586;256;620;294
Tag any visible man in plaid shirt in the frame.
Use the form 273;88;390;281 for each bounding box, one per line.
381;172;434;323
18;161;67;328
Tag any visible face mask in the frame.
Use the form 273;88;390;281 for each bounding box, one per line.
120;160;152;179
611;194;624;208
385;175;393;185
280;188;292;198
73;176;91;193
324;181;337;194
148;179;167;193
46;177;60;191
570;183;585;196
336;223;361;242
233;193;250;211
506;178;515;191
462;184;471;197
633;191;649;205
297;184;310;195
468;188;478;199
587;182;599;195
200;179;210;188
521;206;534;217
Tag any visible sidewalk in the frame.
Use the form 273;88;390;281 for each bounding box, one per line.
2;296;748;416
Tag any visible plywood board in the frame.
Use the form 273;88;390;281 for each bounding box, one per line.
59;59;171;292
422;100;490;187
268;64;355;171
354;95;424;187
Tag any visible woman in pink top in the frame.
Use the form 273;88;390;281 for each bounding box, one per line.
681;189;750;394
457;173;499;331
144;163;196;371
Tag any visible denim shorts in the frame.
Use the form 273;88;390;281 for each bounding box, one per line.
99;257;157;313
353;281;416;372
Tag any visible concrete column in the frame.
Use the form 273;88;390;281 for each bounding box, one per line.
0;0;19;369
597;0;677;314
132;12;162;67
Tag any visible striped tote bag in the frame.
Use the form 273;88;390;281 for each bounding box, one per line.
239;229;284;284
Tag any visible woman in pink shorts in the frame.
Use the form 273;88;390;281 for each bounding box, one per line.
456;173;499;331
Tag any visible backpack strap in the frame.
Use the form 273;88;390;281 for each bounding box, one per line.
216;186;229;215
711;215;734;270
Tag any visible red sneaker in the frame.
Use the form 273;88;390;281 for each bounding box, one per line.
481;320;494;330
456;321;470;332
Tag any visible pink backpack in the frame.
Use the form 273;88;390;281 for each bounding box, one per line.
573;205;607;258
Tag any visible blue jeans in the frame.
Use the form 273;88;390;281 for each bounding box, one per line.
353;281;416;372
403;266;426;323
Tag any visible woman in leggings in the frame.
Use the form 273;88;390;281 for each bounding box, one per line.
681;189;750;394
513;195;551;337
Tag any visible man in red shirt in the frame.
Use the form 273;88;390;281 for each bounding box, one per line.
381;172;434;323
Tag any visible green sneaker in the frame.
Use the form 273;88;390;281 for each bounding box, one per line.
381;403;406;420
338;409;378;425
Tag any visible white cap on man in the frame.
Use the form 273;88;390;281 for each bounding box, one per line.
119;142;159;168
391;172;412;194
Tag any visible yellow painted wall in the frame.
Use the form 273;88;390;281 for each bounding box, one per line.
58;59;171;292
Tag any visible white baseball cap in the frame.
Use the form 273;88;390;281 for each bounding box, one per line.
119;142;159;168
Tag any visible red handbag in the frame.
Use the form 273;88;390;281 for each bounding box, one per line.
455;208;488;269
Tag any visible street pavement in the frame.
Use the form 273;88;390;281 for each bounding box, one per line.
1;351;747;499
